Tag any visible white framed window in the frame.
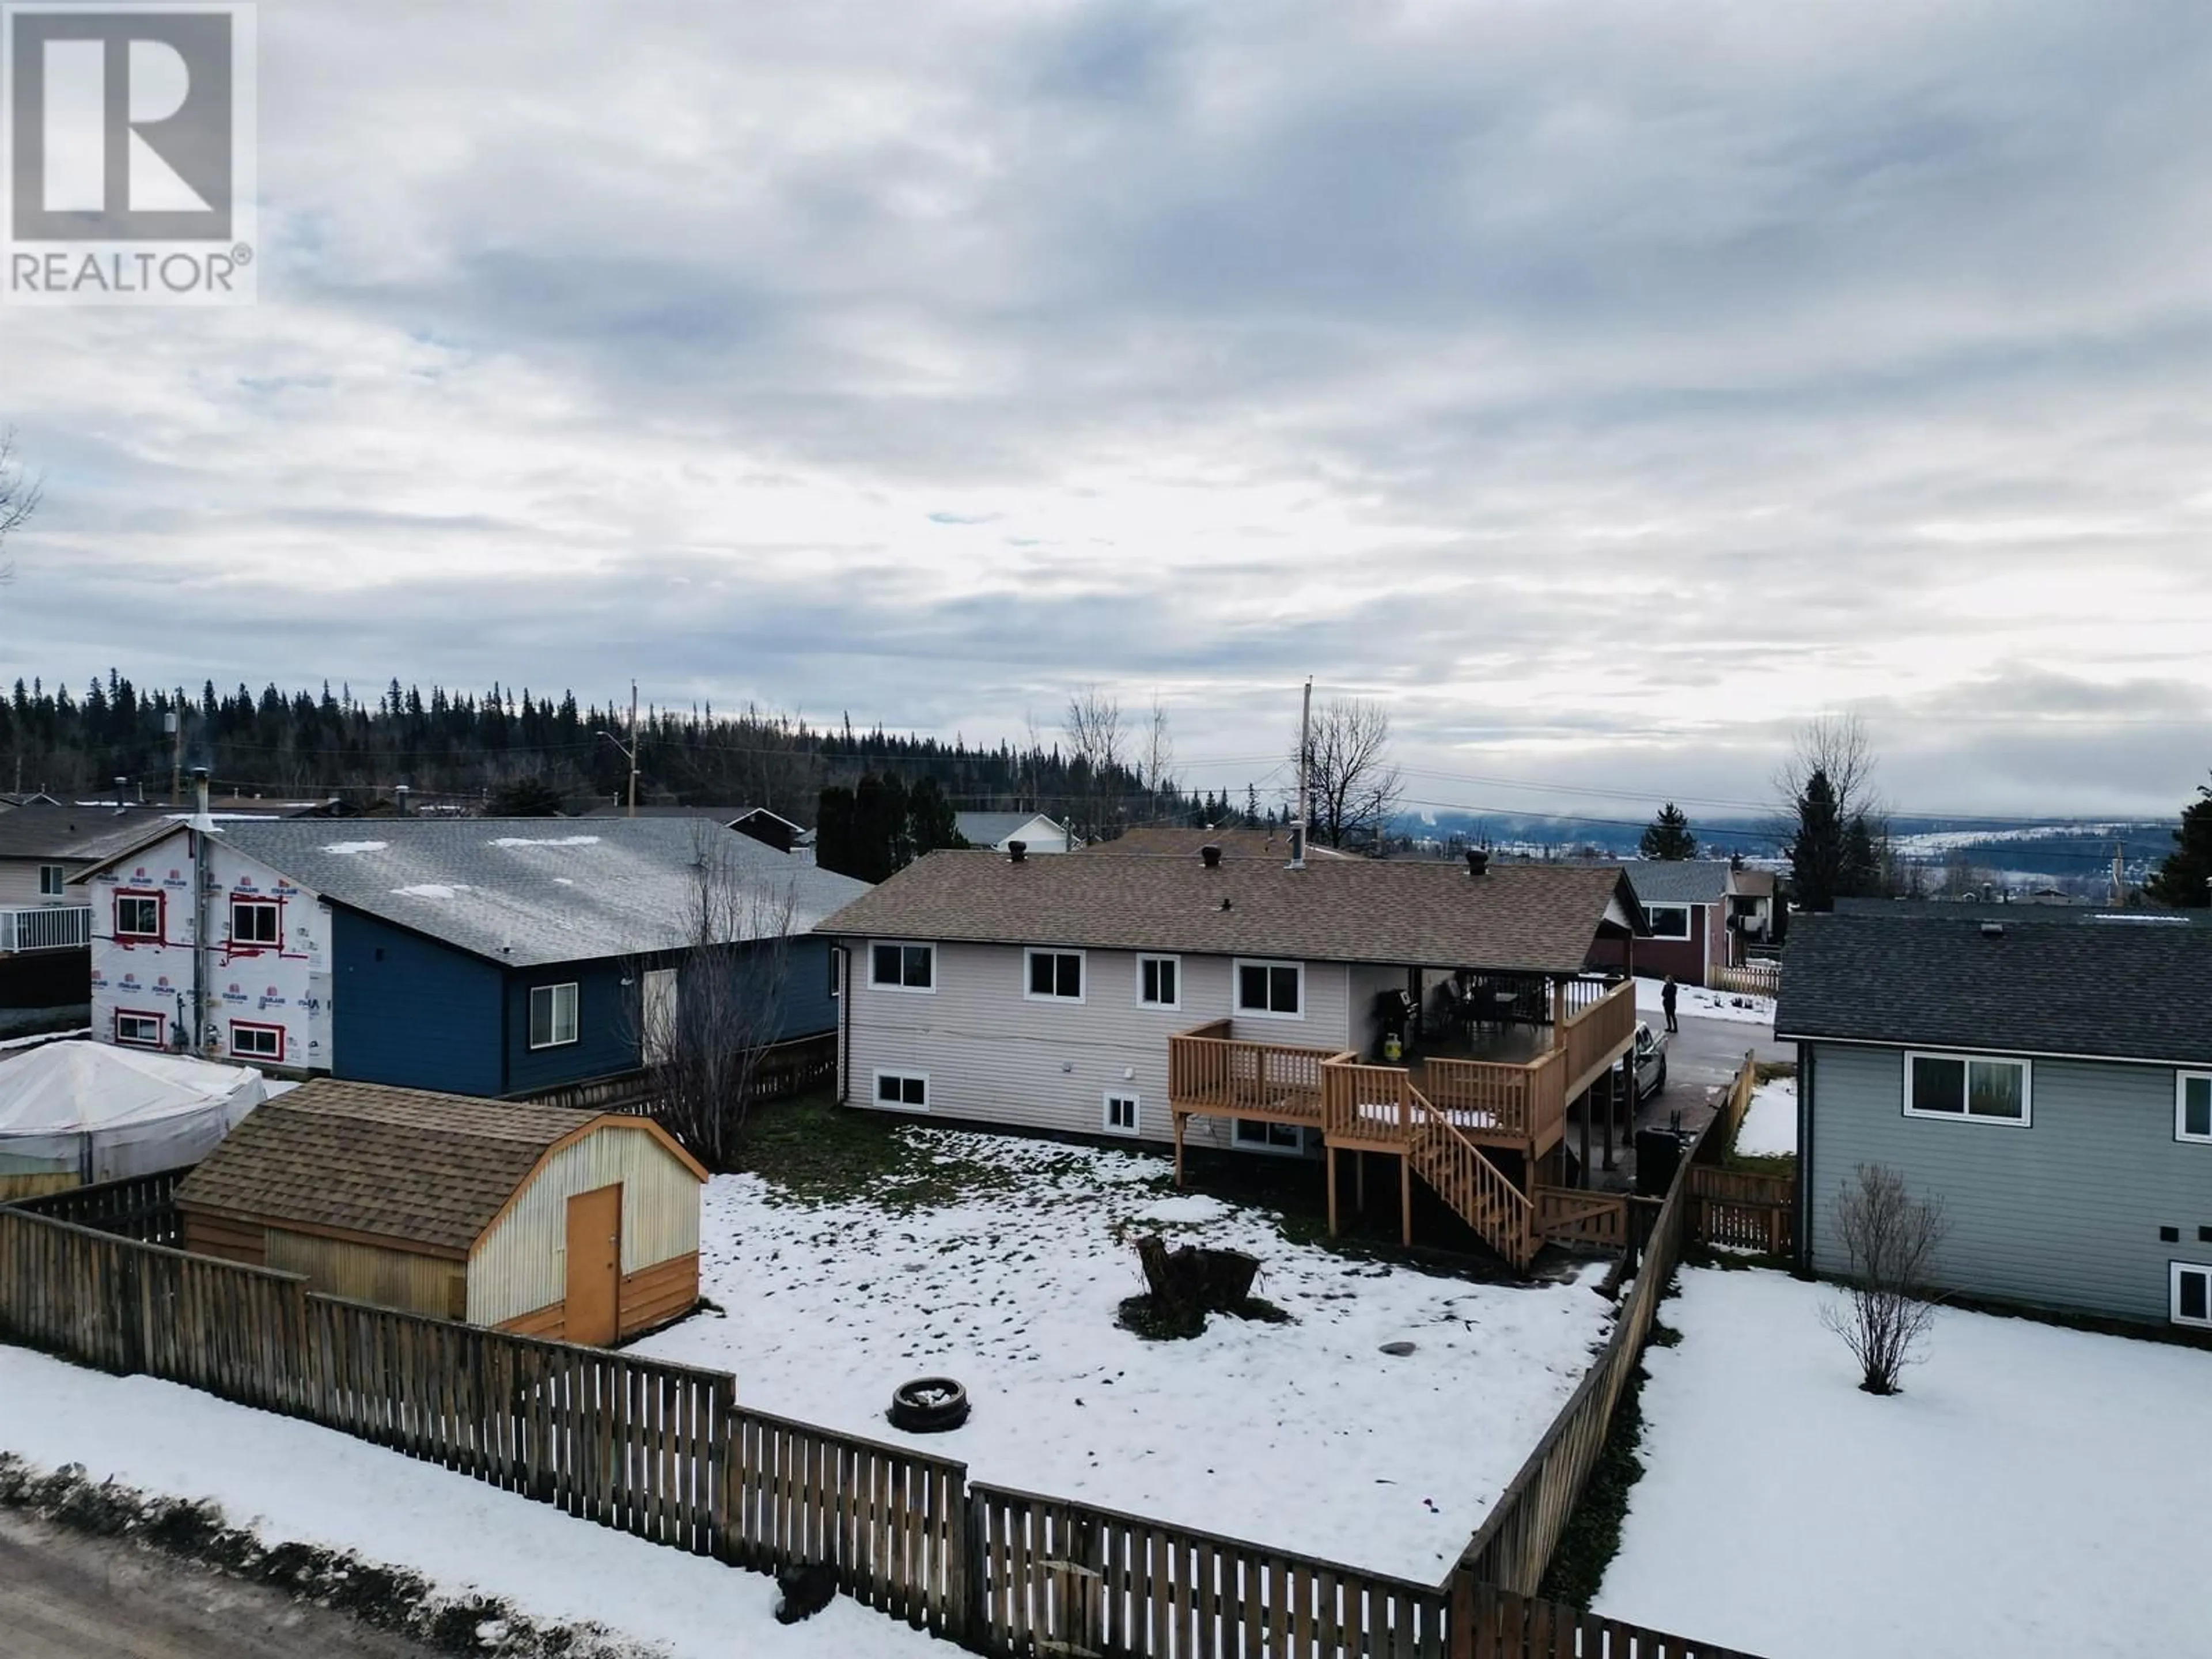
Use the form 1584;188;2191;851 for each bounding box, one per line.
37;864;66;897
874;1070;929;1111
870;941;935;992
230;897;281;946
114;891;163;941
1904;1051;2031;1126
528;982;579;1048
1137;955;1180;1010
229;1021;283;1060
2173;1262;2212;1329
2178;1073;2212;1145
1234;959;1303;1019
1644;904;1691;941
1025;948;1085;1002
1234;1119;1306;1153
1104;1091;1140;1135
113;1009;165;1048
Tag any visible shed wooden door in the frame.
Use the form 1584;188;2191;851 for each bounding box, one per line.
564;1184;623;1344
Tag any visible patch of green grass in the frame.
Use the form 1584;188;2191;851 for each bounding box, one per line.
1537;1359;1651;1609
734;1090;1085;1211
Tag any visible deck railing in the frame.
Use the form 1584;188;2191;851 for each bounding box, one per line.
1559;979;1637;1096
1420;1050;1569;1148
0;906;91;953
1320;1059;1413;1145
1166;1027;1334;1121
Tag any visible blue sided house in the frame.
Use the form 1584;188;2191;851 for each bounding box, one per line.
80;815;865;1099
1778;909;2212;1334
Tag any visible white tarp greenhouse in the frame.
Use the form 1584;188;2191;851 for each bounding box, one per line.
0;1041;267;1198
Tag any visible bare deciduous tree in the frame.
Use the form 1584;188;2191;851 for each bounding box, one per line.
1063;685;1124;842
0;429;41;585
1818;1163;1950;1395
1775;713;1884;828
1294;696;1403;850
627;826;800;1170
1141;695;1175;821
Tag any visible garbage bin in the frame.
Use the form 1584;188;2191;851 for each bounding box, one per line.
1634;1127;1688;1198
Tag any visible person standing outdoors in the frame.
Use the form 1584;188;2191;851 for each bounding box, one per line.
1661;974;1680;1034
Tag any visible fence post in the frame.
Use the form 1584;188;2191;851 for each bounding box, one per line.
964;1486;992;1653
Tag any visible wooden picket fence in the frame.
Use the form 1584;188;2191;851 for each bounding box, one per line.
1685;1168;1794;1257
1454;1112;1711;1597
13;1166;186;1245
0;1173;1769;1658
1706;963;1778;999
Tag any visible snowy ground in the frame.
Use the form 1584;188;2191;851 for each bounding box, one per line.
636;1132;1616;1581
1732;1077;1796;1157
1634;976;1775;1028
1597;1268;2212;1658
0;1345;952;1658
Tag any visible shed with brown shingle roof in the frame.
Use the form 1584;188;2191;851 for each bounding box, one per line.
176;1080;707;1344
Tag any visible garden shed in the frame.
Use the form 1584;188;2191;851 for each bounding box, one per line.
175;1080;708;1344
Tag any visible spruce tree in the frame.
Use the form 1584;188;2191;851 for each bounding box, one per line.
1639;802;1697;861
1789;769;1846;912
2145;776;2212;907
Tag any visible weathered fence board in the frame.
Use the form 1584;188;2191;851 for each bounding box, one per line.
10;1168;186;1245
1685;1168;1794;1256
1454;1581;1767;1658
972;1480;1452;1659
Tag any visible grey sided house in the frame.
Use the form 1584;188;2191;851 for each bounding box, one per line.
1778;912;2212;1334
815;843;1652;1267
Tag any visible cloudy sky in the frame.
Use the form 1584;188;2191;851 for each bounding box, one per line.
5;0;2210;824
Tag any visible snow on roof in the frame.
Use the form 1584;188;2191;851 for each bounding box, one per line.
221;819;871;969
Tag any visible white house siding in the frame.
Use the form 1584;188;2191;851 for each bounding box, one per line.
842;940;1355;1150
466;1126;702;1328
0;858;80;910
86;828;332;1071
1804;1040;2212;1324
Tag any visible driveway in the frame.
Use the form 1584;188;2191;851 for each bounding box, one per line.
0;1509;438;1659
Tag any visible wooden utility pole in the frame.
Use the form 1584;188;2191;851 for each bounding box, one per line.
1290;677;1312;869
627;680;639;817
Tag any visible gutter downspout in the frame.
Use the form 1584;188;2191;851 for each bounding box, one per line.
1793;1043;1814;1276
835;942;851;1104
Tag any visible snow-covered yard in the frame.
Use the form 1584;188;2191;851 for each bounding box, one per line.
635;1130;1616;1582
1597;1267;2212;1658
1732;1076;1796;1157
1634;976;1775;1027
0;1344;949;1658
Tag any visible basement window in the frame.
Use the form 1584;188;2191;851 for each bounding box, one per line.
113;1009;165;1048
1905;1052;2030;1126
1644;904;1691;941
1025;948;1084;1002
2178;1073;2212;1145
230;898;281;947
230;1021;283;1060
1234;1119;1305;1153
2173;1262;2212;1329
874;1070;929;1111
1104;1092;1140;1135
528;982;579;1048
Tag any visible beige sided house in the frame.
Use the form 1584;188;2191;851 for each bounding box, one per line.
817;843;1652;1267
177;1080;707;1344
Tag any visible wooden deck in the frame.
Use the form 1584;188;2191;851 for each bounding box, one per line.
1166;980;1642;1268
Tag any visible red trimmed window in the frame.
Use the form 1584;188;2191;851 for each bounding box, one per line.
114;891;164;942
113;1009;166;1048
229;1021;283;1060
230;897;281;947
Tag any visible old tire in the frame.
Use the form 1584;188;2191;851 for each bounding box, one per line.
888;1377;969;1434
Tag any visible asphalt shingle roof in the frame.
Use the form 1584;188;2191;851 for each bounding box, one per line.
1074;828;1355;861
175;1081;601;1254
0;804;174;863
211;818;869;968
816;849;1636;974
1544;857;1734;906
1775;911;2212;1065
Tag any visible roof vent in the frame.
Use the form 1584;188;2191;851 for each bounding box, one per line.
1465;849;1490;877
1980;921;2005;940
1219;896;1232;911
1199;843;1222;869
1007;839;1027;863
